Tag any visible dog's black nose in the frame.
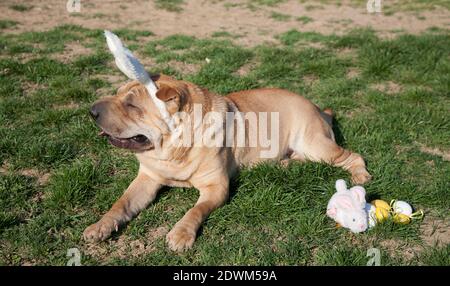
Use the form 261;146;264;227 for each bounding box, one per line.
89;104;100;120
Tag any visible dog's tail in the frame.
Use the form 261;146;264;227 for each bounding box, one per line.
323;108;334;117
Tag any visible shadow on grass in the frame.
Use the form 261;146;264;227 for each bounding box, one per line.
331;117;346;147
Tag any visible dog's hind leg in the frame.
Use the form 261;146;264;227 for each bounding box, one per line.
291;120;372;184
83;172;161;242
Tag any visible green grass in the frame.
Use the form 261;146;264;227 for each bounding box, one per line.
211;31;234;38
248;0;450;13
249;0;287;6
9;4;33;12
277;29;335;45
296;16;314;24
0;20;18;30
0;23;449;266
270;12;291;21
300;0;450;13
154;0;184;12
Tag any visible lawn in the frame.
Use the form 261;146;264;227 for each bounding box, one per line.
0;20;449;265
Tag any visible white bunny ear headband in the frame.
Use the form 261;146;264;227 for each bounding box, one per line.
104;30;173;130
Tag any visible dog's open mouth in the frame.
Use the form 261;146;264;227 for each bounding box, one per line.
99;130;153;151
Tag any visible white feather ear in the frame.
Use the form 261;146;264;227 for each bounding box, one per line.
335;179;347;193
104;30;174;131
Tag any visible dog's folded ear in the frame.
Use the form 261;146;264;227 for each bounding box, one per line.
155;85;187;114
156;86;179;102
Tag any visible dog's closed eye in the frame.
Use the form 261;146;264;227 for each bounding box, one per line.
123;93;141;111
125;102;138;109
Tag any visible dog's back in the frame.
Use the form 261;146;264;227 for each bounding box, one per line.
226;88;335;165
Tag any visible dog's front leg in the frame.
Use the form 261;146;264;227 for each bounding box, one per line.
83;171;161;242
166;178;229;252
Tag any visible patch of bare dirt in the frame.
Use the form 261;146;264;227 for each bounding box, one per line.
336;47;358;59
5;43;44;63
0;0;449;47
21;260;38;266
84;226;168;263
0;164;51;192
344;104;374;118
50;41;92;63
93;73;127;96
377;213;450;261
19;168;51;186
52;102;80;110
138;56;157;70
0;161;9;174
167;60;201;75
94;73;126;85
234;60;258;77
420;216;450;247
379;239;422;262
302;74;319;85
21;81;44;95
346;67;361;79
302;42;326;49
370;81;403;94
418;144;450;161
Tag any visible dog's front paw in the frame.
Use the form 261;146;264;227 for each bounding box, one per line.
166;225;196;252
83;217;118;243
351;168;372;185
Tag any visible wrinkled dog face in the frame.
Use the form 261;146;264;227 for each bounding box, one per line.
90;81;168;152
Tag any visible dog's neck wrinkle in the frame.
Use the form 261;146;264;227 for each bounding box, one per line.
223;97;247;167
142;77;228;164
160;84;228;163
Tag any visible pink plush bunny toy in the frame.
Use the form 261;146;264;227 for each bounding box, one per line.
326;179;368;233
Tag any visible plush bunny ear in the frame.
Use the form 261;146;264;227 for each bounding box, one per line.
349;186;366;206
334;195;354;210
335;179;347;193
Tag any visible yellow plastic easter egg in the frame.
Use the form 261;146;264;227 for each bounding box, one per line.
375;207;390;222
393;213;411;225
371;200;391;211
